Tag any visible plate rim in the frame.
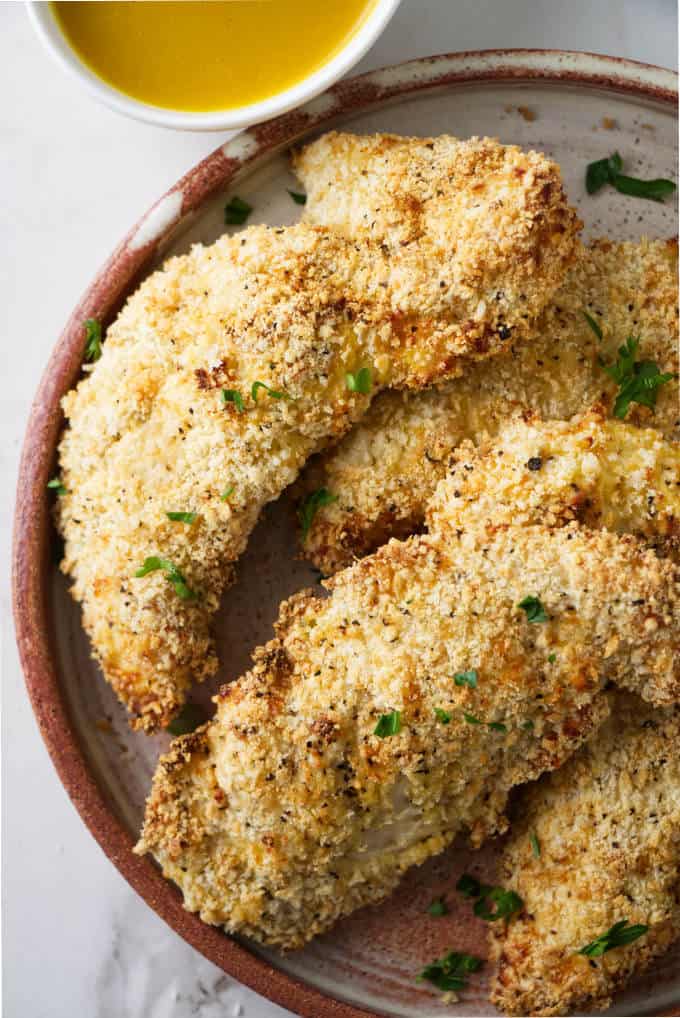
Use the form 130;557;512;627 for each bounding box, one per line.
12;49;679;1018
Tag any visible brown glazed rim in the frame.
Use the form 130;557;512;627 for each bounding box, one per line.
12;51;679;1018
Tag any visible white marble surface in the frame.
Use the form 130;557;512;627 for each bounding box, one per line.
2;1;677;1015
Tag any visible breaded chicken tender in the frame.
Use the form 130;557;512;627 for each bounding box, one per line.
294;131;580;352
490;692;680;1017
57;138;577;731
136;495;678;949
426;413;680;568
296;238;678;575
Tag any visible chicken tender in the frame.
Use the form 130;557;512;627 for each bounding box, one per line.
136;500;678;949
294;131;580;349
296;238;678;575
490;692;680;1017
426;413;680;567
57;137;577;731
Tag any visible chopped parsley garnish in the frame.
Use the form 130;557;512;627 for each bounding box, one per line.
530;831;541;857
547;653;557;664
586;151;676;202
488;721;508;733
454;669;478;688
251;380;292;402
298;488;338;540
417;951;483;993
601;335;675;419
287;189;307;205
428;897;449;917
374;710;402;738
83;318;102;362
47;477;67;495
346;367;372;394
224;195;252;225
521;719;535;731
519;595;549;623
577;919;648;957
582;310;603;340
166;702;207;736
464;712;506;732
221;388;245;413
434;707;452;724
456;874;523;922
221;485;235;501
135;556;197;600
463;712;482;725
166;511;197;524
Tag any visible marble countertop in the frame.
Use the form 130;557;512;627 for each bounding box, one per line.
3;2;677;1015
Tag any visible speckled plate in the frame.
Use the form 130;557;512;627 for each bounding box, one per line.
13;51;679;1018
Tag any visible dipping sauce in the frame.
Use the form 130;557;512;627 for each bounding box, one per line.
51;1;377;112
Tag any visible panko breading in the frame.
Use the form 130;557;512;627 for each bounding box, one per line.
294;131;580;349
426;413;680;569
296;238;678;575
490;692;680;1017
136;497;678;949
57;137;578;732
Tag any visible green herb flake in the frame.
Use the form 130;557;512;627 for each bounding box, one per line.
417;951;483;993
287;189;307;205
454;669;478;688
221;388;245;413
586;151;623;194
577;919;649;958
135;556;197;601
220;485;235;501
548;653;557;664
251;380;292;402
585;151;675;202
488;721;507;733
298;487;339;540
613;175;676;202
519;595;549;623
47;477;67;495
346;367;373;394
473;887;524;922
530;831;541;858
84;318;103;362
457;875;523;922
601;335;675;419
166;511;197;524
434;707;452;724
166;702;207;736
521;719;535;731
428;897;449;917
463;712;482;725
224;195;252;225
582;310;603;340
456;873;482;898
374;710;402;738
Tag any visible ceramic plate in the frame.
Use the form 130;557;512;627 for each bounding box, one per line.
13;51;679;1018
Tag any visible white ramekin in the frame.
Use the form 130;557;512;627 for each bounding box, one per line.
27;0;401;132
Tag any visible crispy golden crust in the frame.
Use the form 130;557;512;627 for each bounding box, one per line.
426;413;680;572
295;131;580;349
57;137;578;731
136;499;678;949
490;692;680;1017
297;238;678;575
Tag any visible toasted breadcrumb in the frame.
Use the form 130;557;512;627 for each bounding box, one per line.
137;438;678;948
296;238;678;575
426;413;680;572
57;135;578;732
490;692;680;1017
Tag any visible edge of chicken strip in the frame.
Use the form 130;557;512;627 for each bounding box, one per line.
489;691;680;1017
